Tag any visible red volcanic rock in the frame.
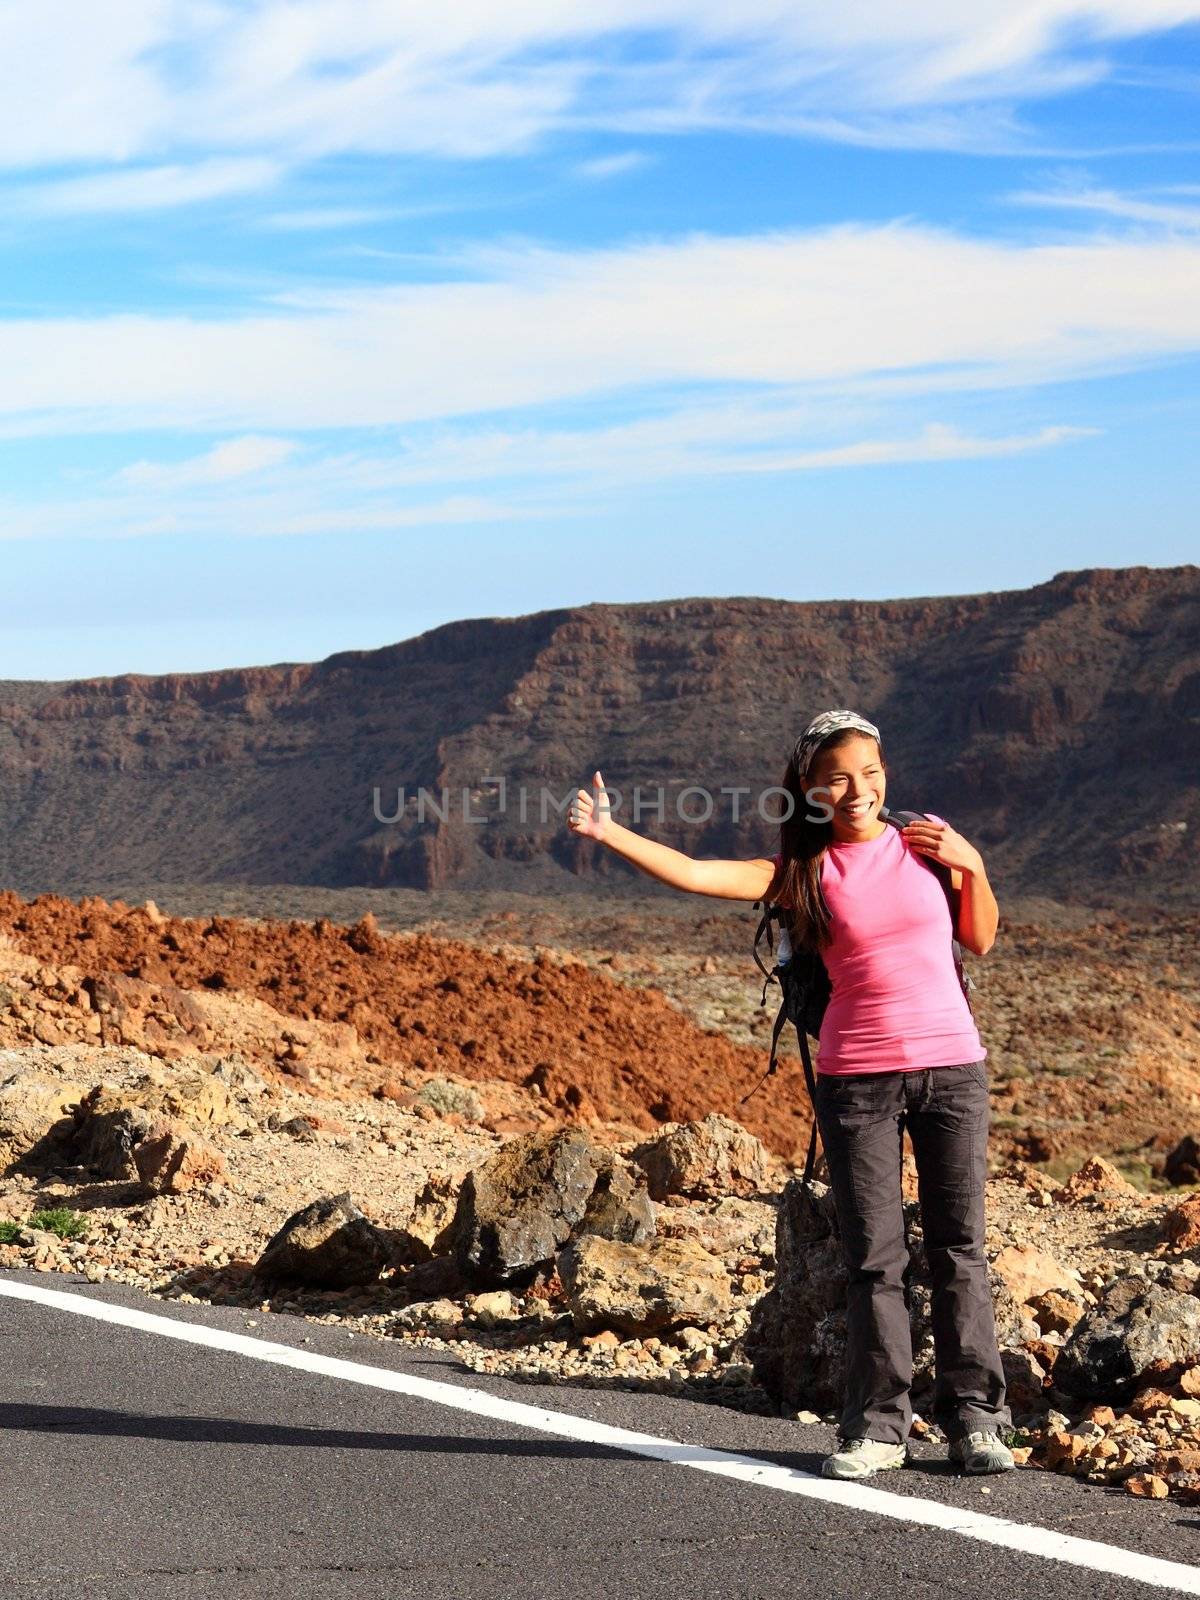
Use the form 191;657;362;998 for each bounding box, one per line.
0;888;816;1160
1165;1195;1200;1251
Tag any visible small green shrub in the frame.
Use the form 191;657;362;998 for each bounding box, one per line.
0;1221;22;1244
414;1076;484;1123
1041;1151;1086;1183
27;1206;88;1240
1109;1156;1172;1195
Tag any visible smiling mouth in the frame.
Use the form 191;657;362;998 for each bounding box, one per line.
841;801;874;816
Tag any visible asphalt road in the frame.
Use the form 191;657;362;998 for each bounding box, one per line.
2;1265;1199;1600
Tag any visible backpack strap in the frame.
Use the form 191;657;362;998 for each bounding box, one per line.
740;975;821;1186
742;898;823;1191
795;1022;821;1190
751;901;777;983
743;898;784;1100
884;808;977;1011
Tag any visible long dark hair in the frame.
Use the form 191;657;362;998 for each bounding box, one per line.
766;727;889;953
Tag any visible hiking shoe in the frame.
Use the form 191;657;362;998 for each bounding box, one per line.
820;1437;909;1480
949;1430;1016;1474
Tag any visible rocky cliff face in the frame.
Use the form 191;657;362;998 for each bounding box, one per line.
0;565;1196;904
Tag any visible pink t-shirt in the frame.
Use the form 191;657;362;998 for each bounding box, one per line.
771;811;985;1075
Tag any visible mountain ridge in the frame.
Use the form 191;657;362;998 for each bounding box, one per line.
0;564;1196;905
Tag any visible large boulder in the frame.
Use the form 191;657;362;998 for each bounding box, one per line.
0;1066;87;1163
630;1113;770;1201
742;1179;861;1411
133;1117;228;1195
393;1172;461;1264
743;1176;1033;1412
58;1062;252;1179
1053;1278;1200;1402
450;1128;654;1288
254;1192;390;1288
556;1234;734;1336
1164;1134;1200;1187
65;1083;154;1178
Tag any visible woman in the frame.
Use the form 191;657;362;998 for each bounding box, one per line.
567;708;1015;1481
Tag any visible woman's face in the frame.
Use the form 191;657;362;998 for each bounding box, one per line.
806;734;887;841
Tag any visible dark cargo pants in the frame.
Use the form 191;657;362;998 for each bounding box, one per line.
811;1060;1012;1447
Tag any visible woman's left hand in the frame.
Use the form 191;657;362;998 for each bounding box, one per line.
902;818;983;875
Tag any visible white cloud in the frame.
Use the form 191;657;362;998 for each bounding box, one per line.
1008;184;1200;229
0;224;1195;437
0;1;1196;171
0;1;169;165
574;151;650;180
118;434;299;488
0;486;514;543
338;415;1099;493
257;206;394;231
270;406;1094;496
11;159;283;215
252;495;514;535
727;421;1097;472
1;414;1092;544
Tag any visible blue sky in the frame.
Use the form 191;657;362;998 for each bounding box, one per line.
1;2;1198;679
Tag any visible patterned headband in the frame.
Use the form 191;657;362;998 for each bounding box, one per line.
791;709;881;782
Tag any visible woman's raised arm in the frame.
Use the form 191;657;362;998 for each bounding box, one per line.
567;769;777;902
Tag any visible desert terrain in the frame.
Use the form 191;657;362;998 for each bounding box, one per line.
1;880;1199;1502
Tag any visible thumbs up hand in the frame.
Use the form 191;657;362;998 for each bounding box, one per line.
568;770;613;841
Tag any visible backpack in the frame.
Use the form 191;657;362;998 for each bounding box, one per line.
742;807;978;1192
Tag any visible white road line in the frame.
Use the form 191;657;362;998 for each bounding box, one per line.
1;1276;1196;1594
